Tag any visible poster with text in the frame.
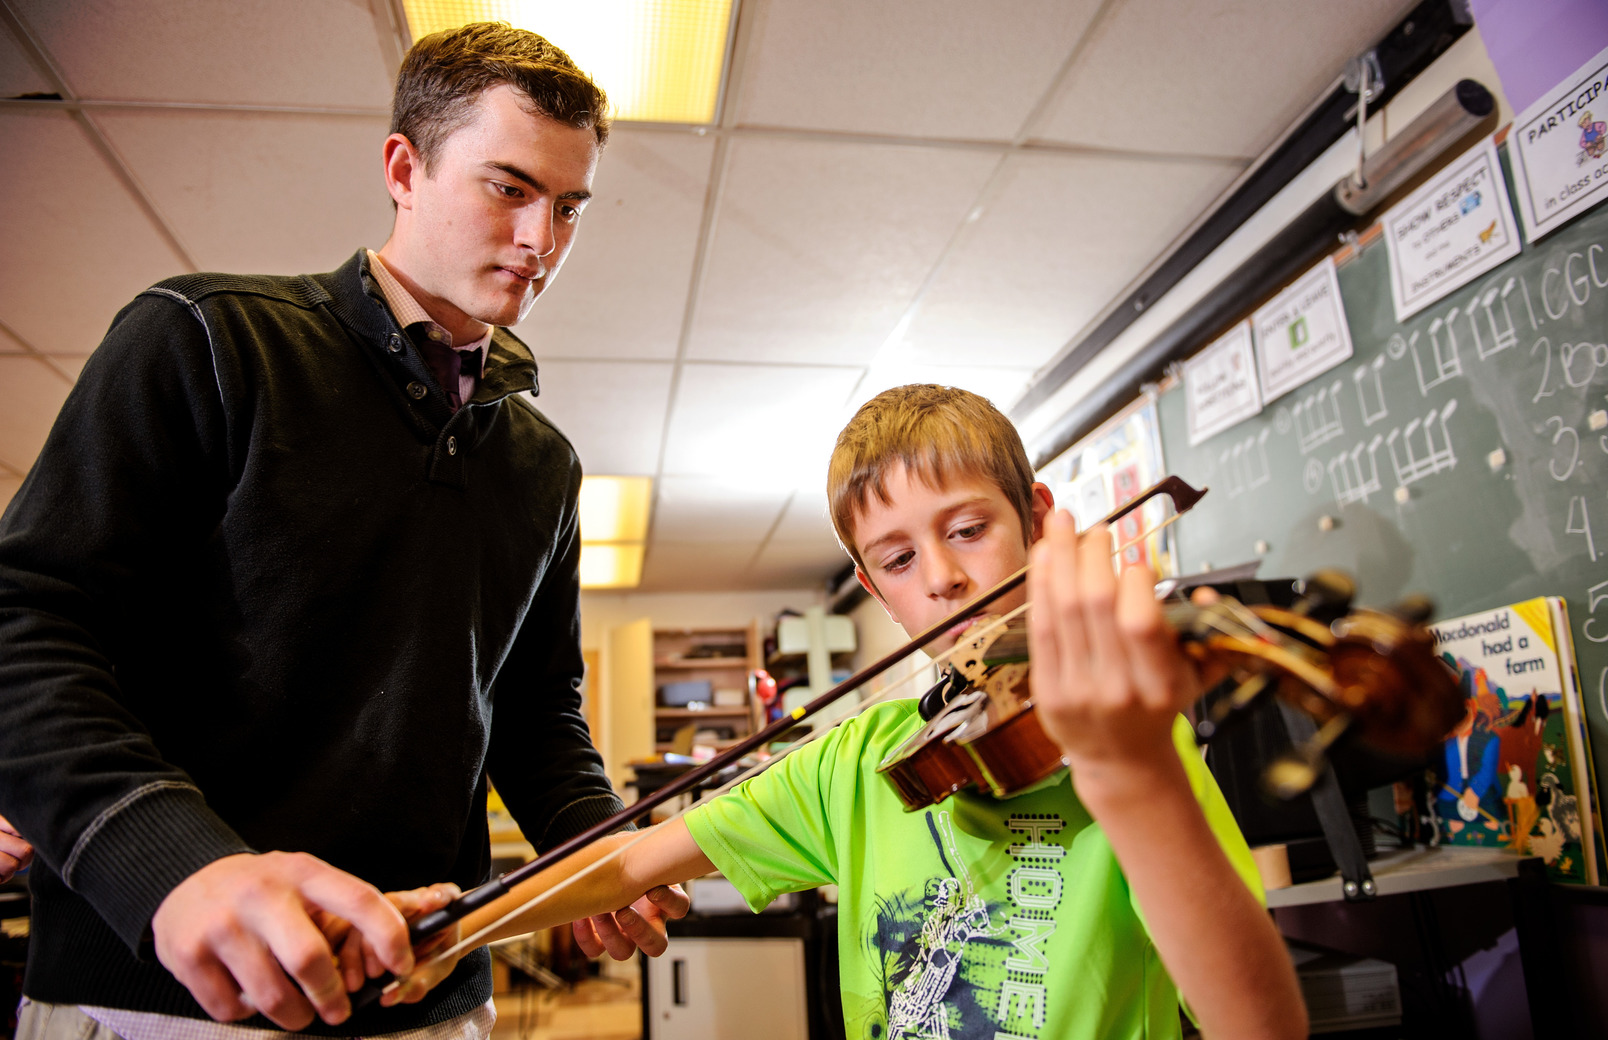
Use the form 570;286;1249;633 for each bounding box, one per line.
1183;320;1261;446
1252;257;1354;402
1507;43;1608;242
1382;136;1522;321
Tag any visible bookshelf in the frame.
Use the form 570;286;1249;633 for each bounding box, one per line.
653;623;762;754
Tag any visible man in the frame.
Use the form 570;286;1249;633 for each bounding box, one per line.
0;22;682;1039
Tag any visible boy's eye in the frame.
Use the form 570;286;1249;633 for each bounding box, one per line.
952;521;986;540
882;550;915;573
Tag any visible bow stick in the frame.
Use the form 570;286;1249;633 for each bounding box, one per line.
352;475;1205;1006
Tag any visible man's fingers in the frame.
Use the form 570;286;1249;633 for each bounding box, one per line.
247;905;352;1026
294;857;413;977
164;949;256;1024
212;929;319;1031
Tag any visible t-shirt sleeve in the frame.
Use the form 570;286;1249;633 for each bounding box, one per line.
683;719;858;913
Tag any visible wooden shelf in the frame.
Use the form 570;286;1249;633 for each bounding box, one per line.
656;707;751;719
655;658;750;670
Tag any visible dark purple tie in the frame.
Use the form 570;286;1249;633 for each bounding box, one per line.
414;329;482;412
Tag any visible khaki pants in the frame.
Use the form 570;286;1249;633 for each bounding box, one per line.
15;1001;126;1040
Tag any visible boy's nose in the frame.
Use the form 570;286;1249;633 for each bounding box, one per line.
923;551;969;599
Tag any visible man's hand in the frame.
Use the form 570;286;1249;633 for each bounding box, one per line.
151;851;415;1030
572;883;690;959
1027;513;1201;803
0;814;33;884
325;882;462;1006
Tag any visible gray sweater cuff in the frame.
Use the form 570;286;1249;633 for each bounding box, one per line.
65;781;255;953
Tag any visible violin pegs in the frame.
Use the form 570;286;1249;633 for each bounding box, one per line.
1260;712;1354;800
1388;594;1436;626
1296;569;1356;620
1195;673;1277;745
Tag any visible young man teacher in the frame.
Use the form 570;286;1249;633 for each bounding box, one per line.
0;22;684;1039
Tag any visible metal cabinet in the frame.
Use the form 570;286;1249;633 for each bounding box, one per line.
644;936;809;1040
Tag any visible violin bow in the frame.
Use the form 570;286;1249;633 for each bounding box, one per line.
352;475;1206;1004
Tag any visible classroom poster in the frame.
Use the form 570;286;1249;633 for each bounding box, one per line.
1507;43;1608;242
1380;136;1522;322
1252;257;1354;402
1183;320;1261;446
1428;599;1597;883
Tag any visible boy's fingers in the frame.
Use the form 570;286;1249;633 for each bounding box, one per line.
644;883;690;920
1116;562;1183;710
1074;522;1128;699
571;916;604;958
612;904;667;957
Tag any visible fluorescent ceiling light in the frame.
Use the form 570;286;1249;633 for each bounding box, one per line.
579;542;646;589
578;476;651;588
402;0;735;124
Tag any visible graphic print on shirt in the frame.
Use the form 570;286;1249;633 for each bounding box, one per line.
864;810;1067;1040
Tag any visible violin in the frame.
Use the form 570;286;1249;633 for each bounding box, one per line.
875;580;1465;811
353;474;1461;1004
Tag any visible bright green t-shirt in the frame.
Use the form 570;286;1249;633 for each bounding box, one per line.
684;700;1263;1040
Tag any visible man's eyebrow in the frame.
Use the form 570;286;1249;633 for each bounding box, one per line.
485;161;592;202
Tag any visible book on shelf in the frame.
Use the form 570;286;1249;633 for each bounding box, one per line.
1427;597;1602;884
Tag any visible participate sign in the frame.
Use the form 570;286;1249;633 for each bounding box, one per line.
1381;136;1522;322
1508;43;1608;242
1183;320;1261;446
1252;257;1354;403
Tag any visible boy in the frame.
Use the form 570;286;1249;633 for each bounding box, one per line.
390;385;1305;1038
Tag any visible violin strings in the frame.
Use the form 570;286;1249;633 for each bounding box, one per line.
403;603;1036;979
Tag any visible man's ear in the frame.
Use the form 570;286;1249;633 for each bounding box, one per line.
382;133;423;210
855;566;898;625
1027;482;1055;545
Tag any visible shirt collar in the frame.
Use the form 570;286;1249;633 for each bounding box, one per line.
366;250;493;373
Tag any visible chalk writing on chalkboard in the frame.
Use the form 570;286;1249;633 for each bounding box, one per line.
1155;153;1608;825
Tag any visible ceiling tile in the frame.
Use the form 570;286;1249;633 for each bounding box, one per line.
95;108;395;275
514;129;715;362
1032;0;1417;157
746;538;846;589
0;16;52;98
0;356;73;473
900;150;1243;368
0;109;189;356
13;0;394;108
653;476;790;543
48;355;91;382
660;363;863;485
773;490;835;542
688;137;999;365
640;540;763;591
735;0;1103;139
0;324;30;353
850;362;1034;414
522;361;673;476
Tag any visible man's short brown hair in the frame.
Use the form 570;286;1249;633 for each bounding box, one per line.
392;21;610;171
828;385;1036;572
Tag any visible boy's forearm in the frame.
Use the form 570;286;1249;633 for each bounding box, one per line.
1076;759;1307;1040
460;821;714;948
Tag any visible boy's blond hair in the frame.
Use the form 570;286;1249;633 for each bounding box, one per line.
828;385;1036;573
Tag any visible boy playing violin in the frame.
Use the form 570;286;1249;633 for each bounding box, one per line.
379;384;1306;1039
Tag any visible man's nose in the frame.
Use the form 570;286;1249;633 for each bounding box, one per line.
517;201;558;258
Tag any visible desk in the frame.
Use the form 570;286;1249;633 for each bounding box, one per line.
1268;846;1567;1038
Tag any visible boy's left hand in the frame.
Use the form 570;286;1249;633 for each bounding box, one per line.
1027;512;1200;803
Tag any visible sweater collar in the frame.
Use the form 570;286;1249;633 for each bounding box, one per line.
310;249;541;403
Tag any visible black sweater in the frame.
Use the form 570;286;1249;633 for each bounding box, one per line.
0;251;625;1030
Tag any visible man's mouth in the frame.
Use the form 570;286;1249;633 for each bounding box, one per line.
498;265;542;284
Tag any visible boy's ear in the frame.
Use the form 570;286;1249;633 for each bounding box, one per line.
1027;482;1055;544
855;566;898;624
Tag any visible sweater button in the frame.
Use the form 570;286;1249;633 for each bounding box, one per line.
447;436;457;455
407;381;427;400
387;334;404;354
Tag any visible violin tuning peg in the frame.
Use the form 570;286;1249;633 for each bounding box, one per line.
1389;594;1435;626
1297;569;1356;617
1195;673;1276;746
1262;747;1322;800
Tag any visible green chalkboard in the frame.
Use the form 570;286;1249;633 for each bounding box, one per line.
1156;162;1608;843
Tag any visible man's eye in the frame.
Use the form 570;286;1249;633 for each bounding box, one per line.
495;183;522;198
558;204;580;221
